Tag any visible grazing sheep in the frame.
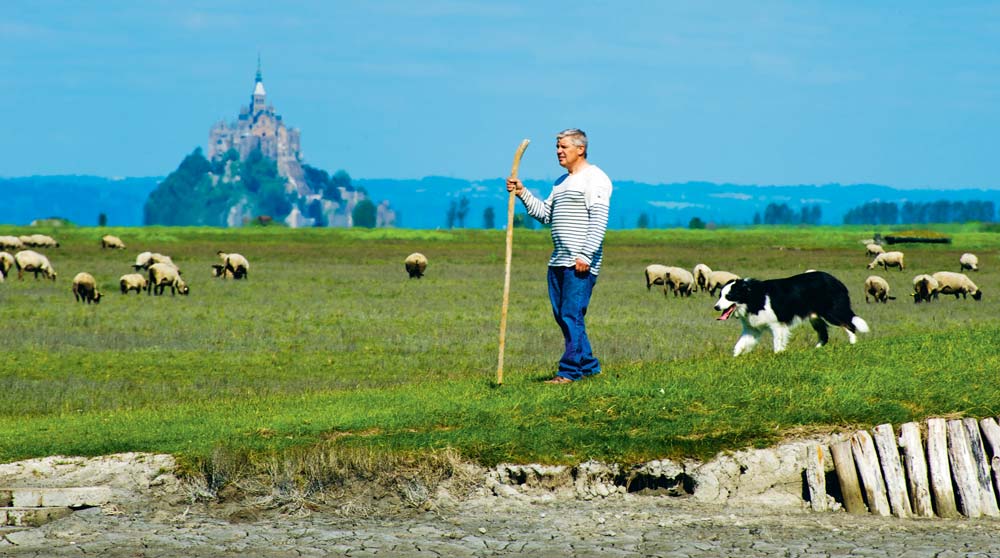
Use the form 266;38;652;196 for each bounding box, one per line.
216;251;249;279
863;275;895;303
662;266;695;297
705;270;740;296
147;263;189;296
693;263;712;292
133;252;176;271
911;274;940;304
119;273;148;294
210;264;234;279
0;236;24;251
405;252;427;279
24;234;59;248
932;271;982;301
959;253;979;272
72;272;102;304
13;250;56;281
865;243;885;257
867;251;905;272
101;235;126;250
644;264;669;291
0;251;14;278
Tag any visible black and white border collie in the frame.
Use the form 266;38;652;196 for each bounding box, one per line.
713;271;869;356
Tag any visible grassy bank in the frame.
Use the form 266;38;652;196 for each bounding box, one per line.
1;225;998;467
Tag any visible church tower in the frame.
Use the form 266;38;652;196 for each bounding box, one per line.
251;55;266;114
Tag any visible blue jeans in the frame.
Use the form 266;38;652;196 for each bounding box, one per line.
548;266;600;381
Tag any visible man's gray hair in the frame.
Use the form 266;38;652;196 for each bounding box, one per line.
556;128;588;156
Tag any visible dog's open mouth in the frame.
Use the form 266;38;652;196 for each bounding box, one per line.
717;304;736;320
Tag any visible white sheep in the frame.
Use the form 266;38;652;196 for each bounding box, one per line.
101;235;126;250
119;273;148;295
0;251;14;279
147;263;189;296
705;270;740;296
133;252;176;271
662;266;695;297
863;275;895;303
865;243;885;257
25;234;59;248
911;274;939;304
72;272;102;304
644;264;669;291
13;250;56;281
692;263;712;292
216;251;249;279
959;253;979;272
932;271;982;301
0;236;24;251
867;251;905;272
405;252;427;279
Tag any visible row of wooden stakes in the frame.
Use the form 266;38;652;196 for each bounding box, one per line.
805;417;1000;518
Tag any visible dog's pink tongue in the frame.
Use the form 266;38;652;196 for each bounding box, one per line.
717;305;735;320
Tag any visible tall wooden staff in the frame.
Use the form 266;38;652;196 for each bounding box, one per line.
497;139;530;386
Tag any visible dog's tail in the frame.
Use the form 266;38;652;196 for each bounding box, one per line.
852;316;870;333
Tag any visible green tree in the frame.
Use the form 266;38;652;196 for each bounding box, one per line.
352;199;377;228
689;216;706;229
456;196;470;228
637;212;650;229
483;207;495;229
98;213;108;227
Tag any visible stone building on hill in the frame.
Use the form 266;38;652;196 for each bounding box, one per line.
208;61;308;196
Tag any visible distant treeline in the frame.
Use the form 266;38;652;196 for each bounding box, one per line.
842;200;996;225
752;203;823;226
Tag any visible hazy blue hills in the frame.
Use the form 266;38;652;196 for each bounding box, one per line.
357;177;1000;229
3;174;999;229
2;175;160;227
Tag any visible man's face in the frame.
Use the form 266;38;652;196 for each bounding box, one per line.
556;137;585;169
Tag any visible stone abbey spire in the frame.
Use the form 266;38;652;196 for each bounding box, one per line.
208;59;307;196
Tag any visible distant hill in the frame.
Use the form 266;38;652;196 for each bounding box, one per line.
3;174;998;229
0;175;160;226
357;177;1000;229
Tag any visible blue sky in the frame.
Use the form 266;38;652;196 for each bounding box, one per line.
4;1;1000;188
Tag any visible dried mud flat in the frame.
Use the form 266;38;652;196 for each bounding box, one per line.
1;453;999;558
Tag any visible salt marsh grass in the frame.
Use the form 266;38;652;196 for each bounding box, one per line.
1;225;999;468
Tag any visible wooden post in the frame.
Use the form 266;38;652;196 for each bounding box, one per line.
805;443;828;512
496;139;530;386
852;430;891;516
830;440;867;514
926;418;960;518
898;421;934;517
947;419;983;517
980;417;1000;504
963;418;999;516
872;423;911;518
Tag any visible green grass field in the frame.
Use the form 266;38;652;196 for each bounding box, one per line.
2;225;999;471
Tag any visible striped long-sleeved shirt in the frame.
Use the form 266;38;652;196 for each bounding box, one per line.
518;164;613;276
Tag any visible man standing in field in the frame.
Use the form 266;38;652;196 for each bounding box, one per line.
506;128;613;384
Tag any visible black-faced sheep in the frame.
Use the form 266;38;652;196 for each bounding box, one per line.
705;270;740;296
959;253;979;272
865;243;885;257
660;266;695;297
863;275;895;303
405;253;427;279
932;271;982;301
867;251;905;272
147;263;189;296
216;251;249;279
101;235;126;250
13;250;57;281
119;273;148;295
0;236;24;251
911;274;939;304
0;251;14;279
693;263;712;292
72;272;102;304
